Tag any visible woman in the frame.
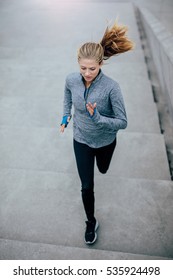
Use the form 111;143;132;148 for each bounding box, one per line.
60;22;134;245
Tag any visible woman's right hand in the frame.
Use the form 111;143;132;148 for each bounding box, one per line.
60;124;65;133
86;102;97;116
60;115;71;133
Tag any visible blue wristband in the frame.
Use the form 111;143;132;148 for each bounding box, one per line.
61;115;71;127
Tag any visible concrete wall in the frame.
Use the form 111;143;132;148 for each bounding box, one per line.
138;7;173;122
87;1;173;36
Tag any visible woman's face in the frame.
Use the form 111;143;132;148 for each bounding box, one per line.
79;58;102;84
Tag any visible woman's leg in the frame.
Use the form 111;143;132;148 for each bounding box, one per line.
73;139;95;222
95;137;117;174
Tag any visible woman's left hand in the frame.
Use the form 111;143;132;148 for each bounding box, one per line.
86;102;97;116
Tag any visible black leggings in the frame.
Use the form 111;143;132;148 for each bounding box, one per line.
73;138;117;222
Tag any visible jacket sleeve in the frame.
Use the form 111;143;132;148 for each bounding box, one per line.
91;84;127;132
62;79;72;117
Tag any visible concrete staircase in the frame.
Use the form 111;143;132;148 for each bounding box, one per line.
0;1;173;259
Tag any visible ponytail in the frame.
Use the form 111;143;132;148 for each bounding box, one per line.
100;21;134;60
78;21;134;63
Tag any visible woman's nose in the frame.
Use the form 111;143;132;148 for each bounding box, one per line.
85;69;90;75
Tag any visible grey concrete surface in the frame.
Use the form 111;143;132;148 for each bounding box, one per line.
0;0;173;260
0;128;170;179
0;170;173;258
0;94;160;133
138;7;173;122
0;239;172;260
86;0;173;35
136;6;173;178
0;59;161;133
1;0;173;34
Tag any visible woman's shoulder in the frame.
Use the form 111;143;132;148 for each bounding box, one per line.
102;72;120;89
66;72;81;83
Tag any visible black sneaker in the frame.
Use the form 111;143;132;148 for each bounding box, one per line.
84;219;99;245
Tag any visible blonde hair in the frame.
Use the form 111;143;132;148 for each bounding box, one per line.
78;21;134;63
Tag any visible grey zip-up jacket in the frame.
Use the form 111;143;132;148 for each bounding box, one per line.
63;70;127;148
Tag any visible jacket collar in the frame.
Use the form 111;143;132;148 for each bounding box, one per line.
80;69;103;86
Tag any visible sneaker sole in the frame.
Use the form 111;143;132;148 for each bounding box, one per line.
85;220;99;245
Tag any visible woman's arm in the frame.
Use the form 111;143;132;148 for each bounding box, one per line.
60;80;72;133
87;84;127;132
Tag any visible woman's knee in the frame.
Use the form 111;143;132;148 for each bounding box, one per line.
81;182;94;192
97;166;108;174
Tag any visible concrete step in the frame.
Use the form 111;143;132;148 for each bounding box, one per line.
0;62;161;134
0;1;160;137
0;239;172;260
2;61;151;99
0;169;173;258
0;0;172;262
0;94;160;134
0;2;141;49
0;127;170;180
107;131;170;180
